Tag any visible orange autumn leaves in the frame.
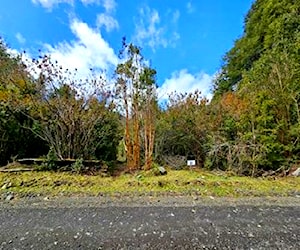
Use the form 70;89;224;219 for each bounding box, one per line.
220;92;248;120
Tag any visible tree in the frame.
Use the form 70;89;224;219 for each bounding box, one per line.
213;0;300;96
238;51;300;169
0;39;47;165
94;110;122;161
116;38;157;171
140;67;157;170
25;54;117;160
208;0;300;175
156;91;209;167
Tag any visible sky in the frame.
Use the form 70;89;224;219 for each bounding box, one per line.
0;0;254;100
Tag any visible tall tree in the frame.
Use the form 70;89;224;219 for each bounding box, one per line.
140;67;157;170
116;38;157;171
207;0;300;175
213;0;300;96
0;39;47;165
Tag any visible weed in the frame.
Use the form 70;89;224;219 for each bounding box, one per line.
40;147;58;171
71;158;84;173
0;169;299;198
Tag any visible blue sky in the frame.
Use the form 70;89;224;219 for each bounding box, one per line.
0;0;253;99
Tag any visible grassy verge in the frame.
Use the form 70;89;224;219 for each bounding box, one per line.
0;169;299;198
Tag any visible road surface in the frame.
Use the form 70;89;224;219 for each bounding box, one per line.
0;197;299;249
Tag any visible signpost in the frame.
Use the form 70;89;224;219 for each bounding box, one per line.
187;159;196;166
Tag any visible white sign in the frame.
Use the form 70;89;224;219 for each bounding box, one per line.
187;160;196;166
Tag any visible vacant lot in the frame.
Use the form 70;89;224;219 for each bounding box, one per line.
1;169;299;199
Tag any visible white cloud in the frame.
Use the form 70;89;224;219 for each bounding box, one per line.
32;0;116;11
81;0;116;12
134;7;180;50
44;19;118;77
31;0;73;9
16;33;26;44
172;10;180;23
81;0;99;4
101;0;116;12
158;69;213;101
39;19;119;96
6;48;21;57
186;2;195;14
96;13;119;32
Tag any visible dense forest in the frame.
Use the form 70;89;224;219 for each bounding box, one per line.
0;0;299;176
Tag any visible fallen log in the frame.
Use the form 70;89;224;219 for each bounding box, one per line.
17;158;102;165
16;158;108;172
0;168;34;172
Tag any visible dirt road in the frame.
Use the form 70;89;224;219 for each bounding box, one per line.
0;197;299;249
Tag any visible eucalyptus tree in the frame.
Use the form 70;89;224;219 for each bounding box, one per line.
116;38;157;170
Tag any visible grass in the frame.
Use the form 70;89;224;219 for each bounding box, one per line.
0;168;299;198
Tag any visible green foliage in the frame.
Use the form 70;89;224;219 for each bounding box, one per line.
214;0;300;96
0;39;48;165
156;91;209;167
0;0;299;176
206;0;300;175
94;111;122;161
41;147;59;171
116;38;157;170
30;61;111;160
71;158;84;174
0;40;120;165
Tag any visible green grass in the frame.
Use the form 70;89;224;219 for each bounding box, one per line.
0;169;299;198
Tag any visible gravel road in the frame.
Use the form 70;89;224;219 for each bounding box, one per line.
0;196;299;249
